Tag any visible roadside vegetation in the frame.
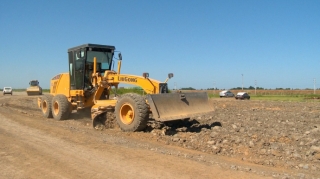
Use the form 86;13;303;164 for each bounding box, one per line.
208;90;320;102
208;93;320;102
248;94;320;102
6;89;50;93
4;88;320;102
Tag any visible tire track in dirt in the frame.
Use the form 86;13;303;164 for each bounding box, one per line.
0;108;269;179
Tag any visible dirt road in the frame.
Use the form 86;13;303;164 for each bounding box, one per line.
0;93;318;178
1;111;250;179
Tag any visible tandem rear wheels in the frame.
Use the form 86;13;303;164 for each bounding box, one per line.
40;95;53;118
40;94;71;120
40;93;150;132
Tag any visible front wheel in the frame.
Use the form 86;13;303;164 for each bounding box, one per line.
51;94;71;120
115;93;149;132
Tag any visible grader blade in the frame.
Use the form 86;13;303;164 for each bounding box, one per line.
92;109;108;129
147;92;213;121
91;99;117;129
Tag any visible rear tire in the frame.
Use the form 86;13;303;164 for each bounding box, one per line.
41;95;54;118
52;94;71;120
115;93;149;132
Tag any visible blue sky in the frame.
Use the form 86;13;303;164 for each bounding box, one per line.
1;0;319;90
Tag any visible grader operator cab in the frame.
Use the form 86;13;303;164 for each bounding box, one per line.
26;80;42;95
38;44;213;132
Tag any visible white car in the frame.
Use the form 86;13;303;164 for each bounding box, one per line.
3;87;13;95
219;90;234;98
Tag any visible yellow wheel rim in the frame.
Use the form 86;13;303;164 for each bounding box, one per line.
120;103;134;124
53;101;59;115
42;101;47;113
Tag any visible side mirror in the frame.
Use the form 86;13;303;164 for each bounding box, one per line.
164;73;173;83
143;73;149;78
168;73;174;79
118;53;122;61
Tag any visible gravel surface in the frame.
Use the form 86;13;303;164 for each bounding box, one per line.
143;99;320;178
1;93;320;178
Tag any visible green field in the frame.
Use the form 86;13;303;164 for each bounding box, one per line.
248;95;320;102
205;89;320;102
208;93;320;102
7;88;144;95
8;89;50;93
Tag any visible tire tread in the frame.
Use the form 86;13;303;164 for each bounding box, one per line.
115;93;149;132
52;94;71;120
41;95;54;118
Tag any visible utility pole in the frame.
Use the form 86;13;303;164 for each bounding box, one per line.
242;74;243;91
213;81;215;94
314;79;316;94
255;80;257;95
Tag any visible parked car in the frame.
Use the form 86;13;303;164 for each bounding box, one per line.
3;87;13;95
235;92;250;100
219;90;234;98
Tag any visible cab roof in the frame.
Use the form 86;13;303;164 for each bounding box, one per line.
68;43;116;52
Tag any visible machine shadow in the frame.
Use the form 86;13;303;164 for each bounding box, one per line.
69;108;91;120
67;110;222;135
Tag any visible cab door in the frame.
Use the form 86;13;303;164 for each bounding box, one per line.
68;49;85;90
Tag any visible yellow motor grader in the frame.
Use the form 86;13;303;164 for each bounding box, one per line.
38;44;213;131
